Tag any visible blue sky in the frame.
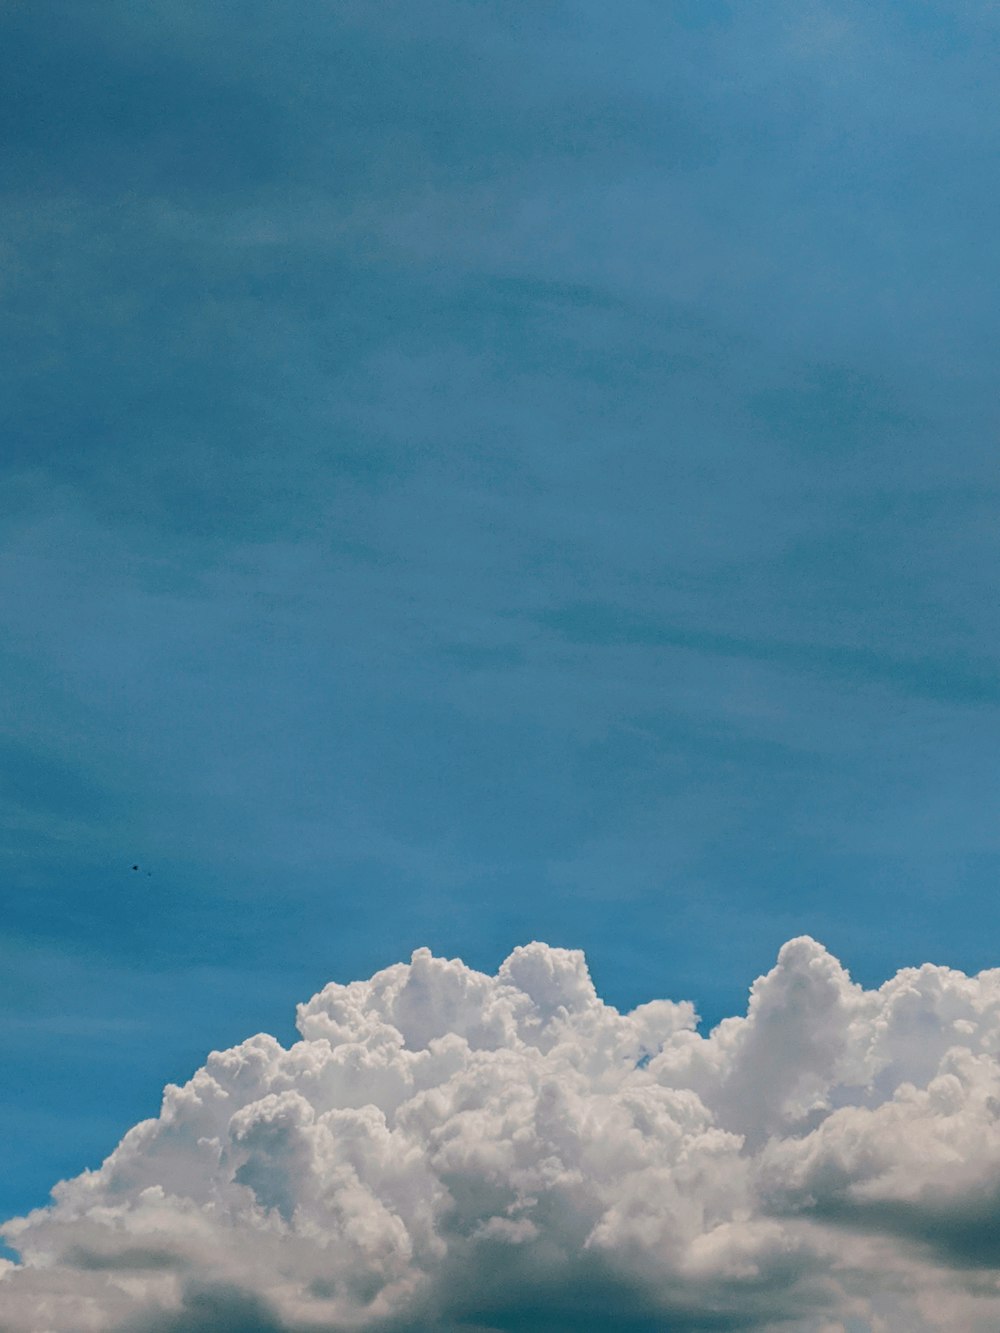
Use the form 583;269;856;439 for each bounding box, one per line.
3;0;1000;1230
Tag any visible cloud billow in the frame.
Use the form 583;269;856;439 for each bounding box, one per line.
4;939;1000;1331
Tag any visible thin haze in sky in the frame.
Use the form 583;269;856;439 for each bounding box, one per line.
2;3;999;1329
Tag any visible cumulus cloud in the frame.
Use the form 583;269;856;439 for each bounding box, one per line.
5;938;1000;1331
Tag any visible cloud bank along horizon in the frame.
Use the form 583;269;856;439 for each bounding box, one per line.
5;937;1000;1331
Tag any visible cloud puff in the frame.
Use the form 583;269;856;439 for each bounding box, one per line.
5;939;1000;1331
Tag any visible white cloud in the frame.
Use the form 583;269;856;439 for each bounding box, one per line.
5;938;1000;1331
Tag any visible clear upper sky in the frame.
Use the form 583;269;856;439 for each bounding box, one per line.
2;0;999;1227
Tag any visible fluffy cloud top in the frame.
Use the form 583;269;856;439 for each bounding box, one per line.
5;939;1000;1331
